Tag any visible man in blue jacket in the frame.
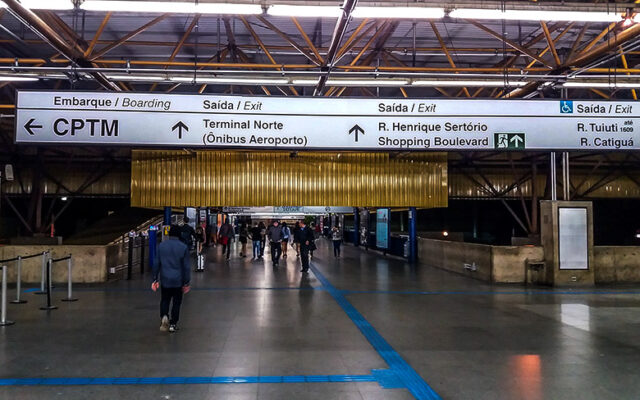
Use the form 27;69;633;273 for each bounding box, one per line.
152;225;191;333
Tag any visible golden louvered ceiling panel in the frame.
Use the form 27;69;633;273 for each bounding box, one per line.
131;150;448;208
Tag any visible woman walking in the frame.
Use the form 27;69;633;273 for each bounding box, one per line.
331;225;342;258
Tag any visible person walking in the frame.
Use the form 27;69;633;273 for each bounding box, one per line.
331;225;343;258
281;222;291;259
179;217;196;250
152;225;191;333
293;221;301;257
298;220;316;273
250;223;262;259
258;222;267;258
238;223;248;257
267;220;285;266
309;222;318;259
218;218;234;260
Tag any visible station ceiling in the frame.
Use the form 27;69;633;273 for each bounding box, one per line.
0;0;637;99
1;1;640;207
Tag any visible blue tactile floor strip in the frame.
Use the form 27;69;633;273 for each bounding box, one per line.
343;289;640;296
0;375;376;386
309;265;442;400
30;286;319;293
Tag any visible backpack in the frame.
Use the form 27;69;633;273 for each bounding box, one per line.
180;226;193;246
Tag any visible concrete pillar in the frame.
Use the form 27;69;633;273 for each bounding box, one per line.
163;207;172;226
353;207;359;246
409;207;417;263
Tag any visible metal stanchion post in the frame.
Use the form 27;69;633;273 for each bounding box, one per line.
0;265;14;326
61;256;77;302
10;256;26;304
35;251;48;295
127;237;133;280
140;236;145;275
40;258;57;311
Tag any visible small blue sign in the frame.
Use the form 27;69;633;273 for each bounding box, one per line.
560;100;573;114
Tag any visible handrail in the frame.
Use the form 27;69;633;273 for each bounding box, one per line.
0;256;19;263
51;255;72;263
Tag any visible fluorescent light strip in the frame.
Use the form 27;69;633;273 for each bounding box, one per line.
81;1;262;14
412;79;528;87
450;8;621;22
324;79;409;87
174;77;290;85
0;76;39;81
108;74;289;85
563;82;640;88
267;5;342;18
0;0;74;10
352;6;444;19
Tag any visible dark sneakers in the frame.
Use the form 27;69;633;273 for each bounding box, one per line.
169;324;178;333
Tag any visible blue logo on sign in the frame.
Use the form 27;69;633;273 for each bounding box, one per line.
560;100;573;114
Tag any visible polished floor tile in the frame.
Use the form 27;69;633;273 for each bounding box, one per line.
1;239;640;399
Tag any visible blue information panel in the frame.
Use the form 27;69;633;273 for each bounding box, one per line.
376;209;389;249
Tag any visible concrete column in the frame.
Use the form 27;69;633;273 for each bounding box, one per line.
353;207;360;246
163;207;172;226
409;207;417;263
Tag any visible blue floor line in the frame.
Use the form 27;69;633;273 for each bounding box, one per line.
309;265;441;400
343;289;640;296
0;375;376;387
31;286;319;293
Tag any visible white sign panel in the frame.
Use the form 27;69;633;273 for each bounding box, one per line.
559;208;589;270
15;91;639;151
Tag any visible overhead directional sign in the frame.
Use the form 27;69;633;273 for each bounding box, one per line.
14;91;640;151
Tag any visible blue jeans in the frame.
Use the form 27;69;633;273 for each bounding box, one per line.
252;240;261;258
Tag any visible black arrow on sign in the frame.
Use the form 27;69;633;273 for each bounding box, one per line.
349;124;365;142
24;118;42;135
172;121;189;139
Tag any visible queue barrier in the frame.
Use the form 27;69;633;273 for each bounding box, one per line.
40;255;78;311
0;252;78;326
0;251;50;317
0;265;13;326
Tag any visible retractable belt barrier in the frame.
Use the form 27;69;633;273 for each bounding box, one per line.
0;265;13;326
0;252;78;326
0;251;51;326
40;254;78;311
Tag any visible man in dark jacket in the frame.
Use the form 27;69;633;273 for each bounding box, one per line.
218;218;234;260
152;225;191;333
267;221;285;266
298;220;316;273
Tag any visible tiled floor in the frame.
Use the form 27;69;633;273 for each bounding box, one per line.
2;239;640;399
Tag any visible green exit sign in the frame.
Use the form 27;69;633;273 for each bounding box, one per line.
494;133;525;150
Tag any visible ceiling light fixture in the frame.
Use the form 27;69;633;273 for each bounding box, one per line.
352;6;445;19
0;76;39;81
267;5;342;18
562;81;640;89
0;0;74;10
108;74;289;85
324;79;410;87
623;8;636;27
411;79;528;87
449;8;622;22
81;1;262;14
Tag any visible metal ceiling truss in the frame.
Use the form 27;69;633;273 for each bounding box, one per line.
0;1;636;101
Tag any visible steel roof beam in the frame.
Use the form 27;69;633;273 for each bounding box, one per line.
315;0;358;95
3;0;120;91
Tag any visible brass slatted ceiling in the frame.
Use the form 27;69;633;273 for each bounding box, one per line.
131;150;448;208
